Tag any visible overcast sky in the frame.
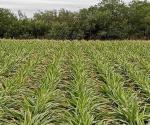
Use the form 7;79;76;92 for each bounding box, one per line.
0;0;100;17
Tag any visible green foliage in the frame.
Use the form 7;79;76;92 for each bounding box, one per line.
1;0;150;39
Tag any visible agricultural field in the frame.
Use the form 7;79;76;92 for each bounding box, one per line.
0;40;150;125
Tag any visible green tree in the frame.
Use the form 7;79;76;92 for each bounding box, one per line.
0;8;17;38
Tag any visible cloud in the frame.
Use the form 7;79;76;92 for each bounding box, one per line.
0;0;98;17
0;0;99;8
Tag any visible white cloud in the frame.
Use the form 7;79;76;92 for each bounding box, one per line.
0;0;99;17
2;0;134;17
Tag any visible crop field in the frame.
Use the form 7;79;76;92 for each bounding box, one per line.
0;40;150;125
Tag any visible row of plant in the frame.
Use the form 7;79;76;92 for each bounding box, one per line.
0;40;150;124
85;44;146;125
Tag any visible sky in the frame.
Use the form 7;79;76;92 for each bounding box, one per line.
0;0;99;17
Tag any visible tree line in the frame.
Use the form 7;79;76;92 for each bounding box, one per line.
1;0;150;40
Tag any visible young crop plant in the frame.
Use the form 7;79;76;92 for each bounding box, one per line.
86;46;146;125
0;40;150;125
63;44;102;125
8;46;65;125
114;55;150;123
0;50;45;124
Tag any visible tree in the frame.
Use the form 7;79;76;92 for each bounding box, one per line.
128;0;150;39
0;8;17;38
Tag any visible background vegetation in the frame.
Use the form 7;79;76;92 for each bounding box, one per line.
1;0;150;40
